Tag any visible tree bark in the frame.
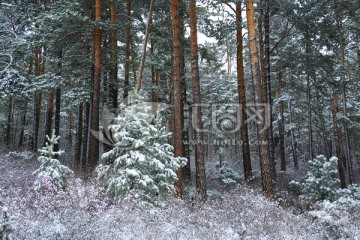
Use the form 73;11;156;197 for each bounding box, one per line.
53;50;62;157
44;90;54;142
75;103;83;172
19;58;33;147
82;102;90;172
305;38;314;160
124;0;132;102
172;0;184;197
246;0;272;197
264;0;276;181
258;0;267;100
277;71;286;171
137;0;155;92
332;95;347;188
189;0;207;202
88;0;102;172
236;3;252;182
109;0;118;109
32;48;42;151
179;0;191;181
334;0;354;184
288;101;298;170
5;96;13;146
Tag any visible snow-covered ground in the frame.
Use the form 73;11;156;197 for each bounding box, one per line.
0;151;358;239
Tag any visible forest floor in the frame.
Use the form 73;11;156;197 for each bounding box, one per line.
0;150;358;239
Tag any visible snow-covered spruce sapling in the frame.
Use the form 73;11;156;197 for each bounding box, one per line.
215;161;241;186
96;91;187;205
32;130;73;191
290;155;339;202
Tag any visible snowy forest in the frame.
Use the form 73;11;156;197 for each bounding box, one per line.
0;0;360;239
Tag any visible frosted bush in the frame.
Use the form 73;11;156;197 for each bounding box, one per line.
32;130;73;191
335;184;360;200
0;199;13;240
5;151;34;161
289;155;339;202
97;90;187;205
309;197;360;238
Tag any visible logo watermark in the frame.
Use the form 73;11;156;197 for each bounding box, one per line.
92;99;271;146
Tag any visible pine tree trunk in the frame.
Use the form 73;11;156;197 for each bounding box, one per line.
189;0;206;201
67;110;73;150
288;101;298;170
19;59;33;147
124;0;132;102
332;95;347;188
179;0;191;181
172;0;184;197
277;71;286;171
32;48;42;151
53;50;62;157
5;96;13;146
264;0;276;180
334;0;354;184
236;3;252;181
258;0;267;99
109;0;118;110
305;39;314;160
246;0;272;197
44;90;54;142
82;102;90;171
88;0;102;172
18;105;27;147
75;103;83;172
137;0;155;92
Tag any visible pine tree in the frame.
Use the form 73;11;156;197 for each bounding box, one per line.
97;91;187;205
32;130;73;190
290;155;339;202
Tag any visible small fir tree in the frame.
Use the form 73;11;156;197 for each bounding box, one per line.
290;155;339;201
32;130;73;190
96;90;187;204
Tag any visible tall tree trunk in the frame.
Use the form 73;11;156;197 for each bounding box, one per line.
75;103;83;172
82;102;90;171
246;0;272;197
179;0;191;181
236;3;252;181
172;0;184;197
109;0;118;109
53;50;62;157
189;0;206;201
334;0;354;184
67;110;73;150
332;95;346;188
288;101;298;170
277;71;286;171
305;39;314;160
5;96;13;146
258;0;267;99
44;90;54;141
137;0;155;92
19;58;33;147
264;0;276;180
18;105;27;147
124;0;132;102
32;48;42;151
88;0;102;172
